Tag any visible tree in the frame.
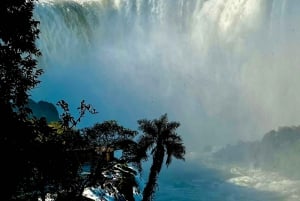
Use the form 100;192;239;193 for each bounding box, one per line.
53;100;97;201
137;113;186;201
0;0;43;200
0;0;42;115
82;120;142;201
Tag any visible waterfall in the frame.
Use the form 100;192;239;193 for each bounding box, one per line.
32;0;300;151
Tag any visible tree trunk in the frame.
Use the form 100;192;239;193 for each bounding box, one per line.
142;145;164;201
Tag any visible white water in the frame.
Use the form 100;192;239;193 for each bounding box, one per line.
152;155;300;201
227;167;300;201
32;0;300;152
40;163;300;201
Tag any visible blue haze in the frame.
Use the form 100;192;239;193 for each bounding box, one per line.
31;1;300;200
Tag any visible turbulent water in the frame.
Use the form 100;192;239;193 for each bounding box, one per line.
32;1;300;200
79;157;300;201
155;160;300;201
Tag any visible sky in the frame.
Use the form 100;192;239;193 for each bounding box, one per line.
31;0;300;155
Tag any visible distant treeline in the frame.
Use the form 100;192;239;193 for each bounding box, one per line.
213;126;300;179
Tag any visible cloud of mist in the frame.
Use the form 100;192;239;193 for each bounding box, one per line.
32;0;300;153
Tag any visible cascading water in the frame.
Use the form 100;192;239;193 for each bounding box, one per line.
32;0;300;152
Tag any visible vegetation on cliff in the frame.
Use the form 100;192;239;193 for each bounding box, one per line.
213;126;300;179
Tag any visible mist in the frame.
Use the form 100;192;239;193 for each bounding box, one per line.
31;0;300;154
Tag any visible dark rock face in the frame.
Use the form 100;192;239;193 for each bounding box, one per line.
28;99;60;122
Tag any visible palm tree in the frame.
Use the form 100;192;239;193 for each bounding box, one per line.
137;113;186;201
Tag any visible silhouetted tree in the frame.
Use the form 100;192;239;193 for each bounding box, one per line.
0;0;43;200
0;0;42;115
137;114;186;201
82;120;142;201
53;100;97;201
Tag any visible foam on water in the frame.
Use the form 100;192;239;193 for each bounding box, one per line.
227;167;300;201
152;157;300;201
